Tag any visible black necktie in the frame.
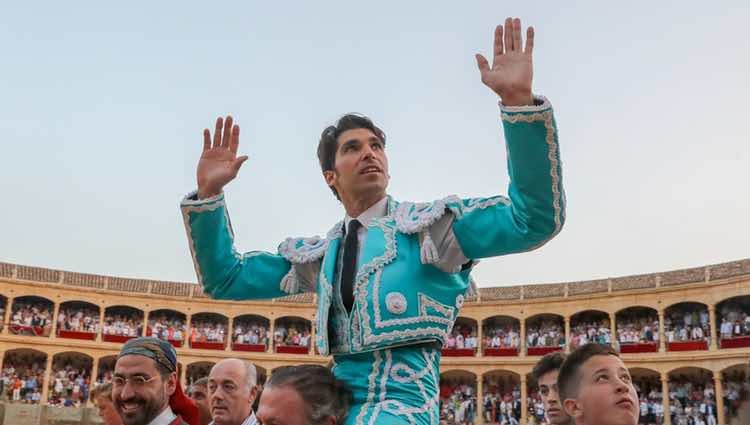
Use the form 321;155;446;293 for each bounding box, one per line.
341;219;362;313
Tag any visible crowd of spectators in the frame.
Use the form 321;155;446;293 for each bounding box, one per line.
718;306;750;340
526;389;548;425
482;380;522;425
0;354;45;404
723;370;748;421
664;307;710;343
102;309;143;337
57;305;99;334
274;322;311;347
482;323;520;350
48;361;91;407
617;311;659;345
444;323;478;350
189;320;227;344
526;319;564;348
233;320;269;346
440;381;476;425
569;318;612;350
668;377;718;425
632;376;665;425
148;313;186;341
10;302;52;335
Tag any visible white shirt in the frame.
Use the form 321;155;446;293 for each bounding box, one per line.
209;412;258;425
148;406;177;425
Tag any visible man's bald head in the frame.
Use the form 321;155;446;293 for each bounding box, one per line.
208;359;258;425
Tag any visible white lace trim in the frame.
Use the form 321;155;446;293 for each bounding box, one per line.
498;95;551;113
278;236;328;264
385;292;407;315
500;109;564;243
355;350;383;425
393;197;458;234
180;190;224;207
446;196;511;220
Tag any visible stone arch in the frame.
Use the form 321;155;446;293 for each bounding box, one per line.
273;316;312;354
48;351;93;406
96;355;117;385
525;313;564;356
232;314;271;351
56;300;100;340
440;370;478;424
629;367;663;407
189;312;229;349
102;305;144;342
1;348;47;404
615;306;659;353
482;315;521;356
146;308;187;347
663;301;710;352
570;309;612;350
9;295;54;337
444;316;478;356
716;295;750;349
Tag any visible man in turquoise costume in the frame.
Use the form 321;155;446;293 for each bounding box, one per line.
181;17;564;425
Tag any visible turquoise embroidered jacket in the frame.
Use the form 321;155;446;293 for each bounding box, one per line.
180;97;565;356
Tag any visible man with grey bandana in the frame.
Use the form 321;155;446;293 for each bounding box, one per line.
114;337;198;425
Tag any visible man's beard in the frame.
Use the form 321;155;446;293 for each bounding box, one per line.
116;391;168;425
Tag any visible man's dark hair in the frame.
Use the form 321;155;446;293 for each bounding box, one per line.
558;343;620;402
266;364;351;425
317;114;386;200
531;351;567;382
189;376;208;395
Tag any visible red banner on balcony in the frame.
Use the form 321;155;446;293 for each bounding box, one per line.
58;330;96;341
190;341;225;350
276;345;309;354
720;336;750;349
619;342;658;353
103;334;138;343
441;348;476;357
232;343;267;352
9;325;46;336
667;340;708;352
527;346;562;356
484;347;519;357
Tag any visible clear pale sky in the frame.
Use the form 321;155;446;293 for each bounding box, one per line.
1;1;748;288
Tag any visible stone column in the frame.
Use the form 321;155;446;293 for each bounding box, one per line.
268;320;276;353
2;296;13;335
476;375;484;425
226;317;233;351
564;316;571;353
714;371;725;425
609;312;618;350
520;319;527;357
90;356;100;405
708;305;718;351
142;310;149;336
309;323;316;355
661;372;671;425
97;306;105;342
658;309;666;352
41;354;54;404
186;314;193;348
477;320;483;357
520;374;528;425
50;302;61;339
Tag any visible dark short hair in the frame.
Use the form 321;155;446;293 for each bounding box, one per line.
317;114;386;200
266;364;351;425
558;343;620;402
531;351;567;382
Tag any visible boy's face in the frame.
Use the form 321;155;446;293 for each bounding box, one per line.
564;355;639;425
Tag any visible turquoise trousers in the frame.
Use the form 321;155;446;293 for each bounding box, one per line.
333;342;442;425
